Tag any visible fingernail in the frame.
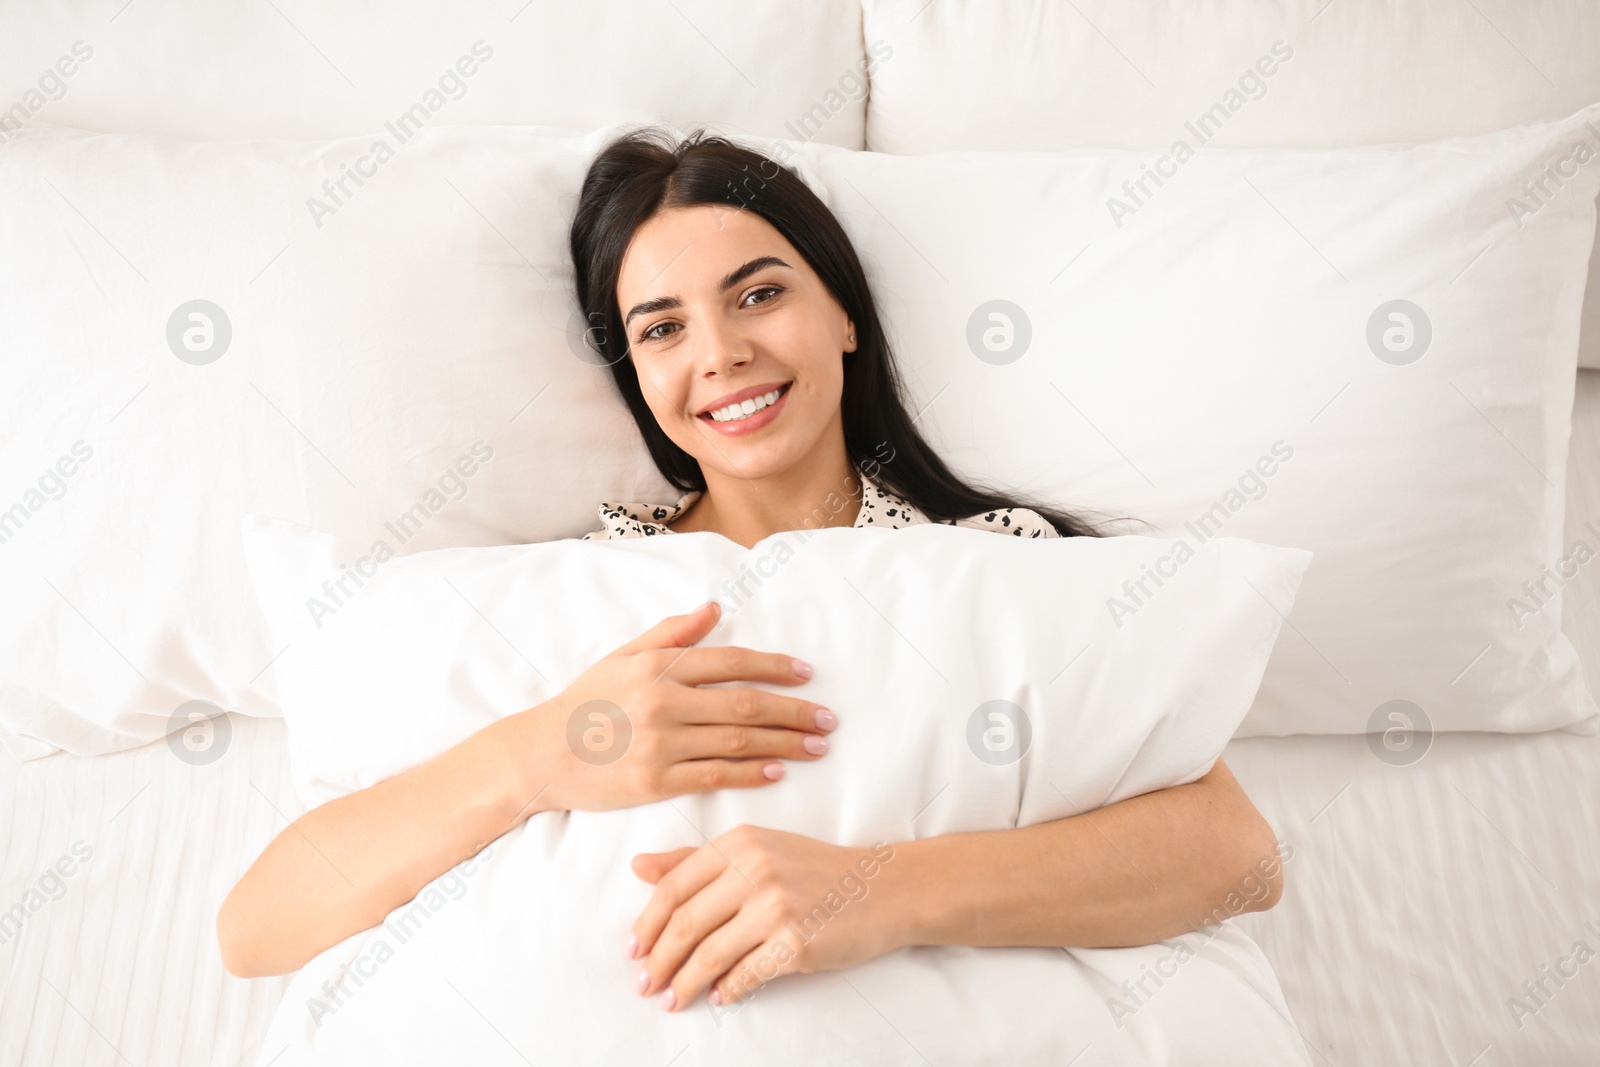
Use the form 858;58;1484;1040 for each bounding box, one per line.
762;762;785;781
708;988;723;1006
791;658;813;679
636;968;650;994
814;708;837;732
626;933;638;959
660;988;677;1012
803;735;828;756
704;599;720;616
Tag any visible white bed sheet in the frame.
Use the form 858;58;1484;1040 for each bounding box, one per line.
0;714;304;1067
3;370;1596;1066
5;720;1596;1067
1226;728;1600;1067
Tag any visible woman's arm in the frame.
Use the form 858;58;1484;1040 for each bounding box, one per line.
876;757;1284;950
217;711;551;978
218;601;829;978
630;757;1285;1009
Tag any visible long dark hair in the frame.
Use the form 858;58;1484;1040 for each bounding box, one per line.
568;124;1135;539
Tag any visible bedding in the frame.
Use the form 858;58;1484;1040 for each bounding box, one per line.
0;122;682;760
7;717;1599;1067
0;0;870;147
0;714;302;1067
783;100;1600;737
239;517;1313;1064
858;0;1600;372
5;104;1595;760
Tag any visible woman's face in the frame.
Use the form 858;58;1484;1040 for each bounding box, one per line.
615;204;856;482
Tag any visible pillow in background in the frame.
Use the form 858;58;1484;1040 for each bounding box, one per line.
786;100;1600;736
0;122;673;759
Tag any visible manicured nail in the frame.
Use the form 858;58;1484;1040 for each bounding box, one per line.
636;968;650;994
762;762;785;781
627;933;638;959
791;658;813;679
708;988;723;1006
660;988;677;1012
814;708;837;732
803;735;828;756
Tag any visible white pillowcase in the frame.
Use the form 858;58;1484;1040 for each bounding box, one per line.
0;1;870;146
241;515;1311;808
858;1;1600;371
0;122;678;759
5;101;1596;756
241;515;1313;1065
784;100;1600;737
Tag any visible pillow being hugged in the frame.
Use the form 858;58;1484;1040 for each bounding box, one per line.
242;516;1315;1067
241;514;1311;822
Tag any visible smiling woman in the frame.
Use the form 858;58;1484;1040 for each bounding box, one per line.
217;127;1289;1026
567;125;1124;550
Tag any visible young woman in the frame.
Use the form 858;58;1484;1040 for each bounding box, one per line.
219;127;1284;1016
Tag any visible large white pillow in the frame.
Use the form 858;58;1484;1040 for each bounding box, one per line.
0;122;675;759
782;100;1600;737
241;515;1314;1065
858;1;1600;370
0;1;870;147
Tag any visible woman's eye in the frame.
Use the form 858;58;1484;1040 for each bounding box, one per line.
638;286;783;343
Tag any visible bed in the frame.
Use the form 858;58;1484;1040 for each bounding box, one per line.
3;3;1598;1065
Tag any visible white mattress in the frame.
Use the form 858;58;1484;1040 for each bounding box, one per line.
4;373;1597;1065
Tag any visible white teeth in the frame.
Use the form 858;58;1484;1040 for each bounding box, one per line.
709;386;786;423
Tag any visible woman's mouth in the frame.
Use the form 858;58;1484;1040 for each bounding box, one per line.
698;382;792;437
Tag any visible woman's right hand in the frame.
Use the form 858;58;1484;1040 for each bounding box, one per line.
529;600;836;813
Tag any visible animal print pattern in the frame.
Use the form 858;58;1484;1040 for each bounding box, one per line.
580;470;1059;540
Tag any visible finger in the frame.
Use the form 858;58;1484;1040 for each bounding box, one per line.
661;645;814;689
710;933;798;1008
666;909;772;1013
633;855;736;994
669;724;829;763
630;846;697;885
656;757;787;797
613;600;722;657
670;685;835;737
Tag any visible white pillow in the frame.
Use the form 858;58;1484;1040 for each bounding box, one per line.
0;122;678;760
241;515;1314;1065
242;515;1311;807
858;1;1600;371
0;1;870;147
782;100;1600;737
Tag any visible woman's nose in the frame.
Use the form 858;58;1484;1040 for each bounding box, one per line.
693;316;752;376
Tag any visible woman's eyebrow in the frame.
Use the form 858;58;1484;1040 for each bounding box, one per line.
623;255;792;327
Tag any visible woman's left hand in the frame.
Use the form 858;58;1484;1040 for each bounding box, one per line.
628;825;902;1012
